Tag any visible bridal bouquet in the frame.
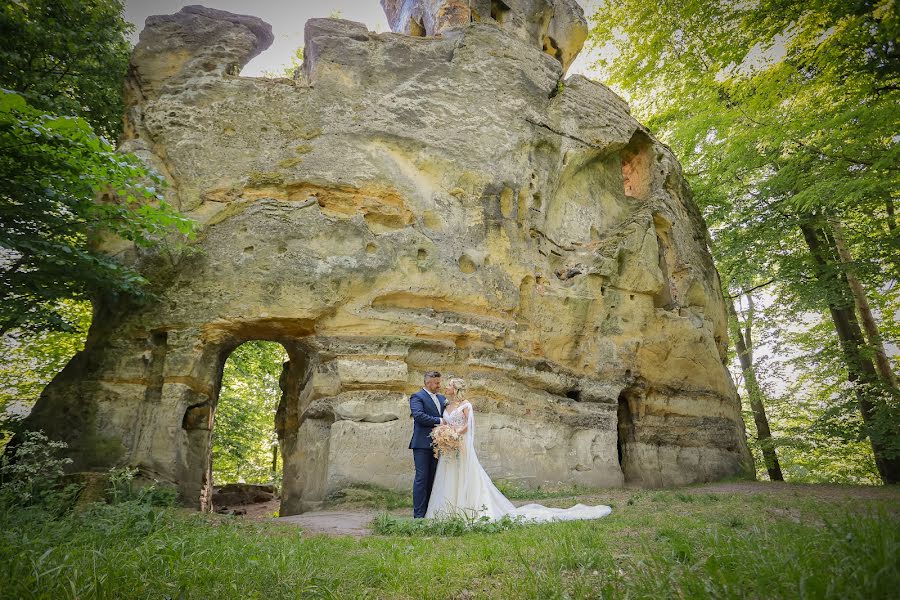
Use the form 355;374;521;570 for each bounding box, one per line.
430;424;461;458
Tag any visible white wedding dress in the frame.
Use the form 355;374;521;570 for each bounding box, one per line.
424;401;612;523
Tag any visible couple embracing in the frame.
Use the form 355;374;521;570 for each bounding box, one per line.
409;371;612;523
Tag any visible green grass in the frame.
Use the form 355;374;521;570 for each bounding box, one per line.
1;487;898;599
372;511;528;536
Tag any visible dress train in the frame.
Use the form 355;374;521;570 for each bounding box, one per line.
424;401;612;523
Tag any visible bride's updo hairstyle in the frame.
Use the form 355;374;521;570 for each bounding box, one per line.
447;377;467;399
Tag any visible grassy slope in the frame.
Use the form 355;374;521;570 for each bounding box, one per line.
1;483;898;599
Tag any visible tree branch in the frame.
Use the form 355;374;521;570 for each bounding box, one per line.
726;278;776;298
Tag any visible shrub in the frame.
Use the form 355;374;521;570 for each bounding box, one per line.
0;430;81;513
106;465;177;507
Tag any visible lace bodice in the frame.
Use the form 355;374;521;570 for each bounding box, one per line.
443;402;469;427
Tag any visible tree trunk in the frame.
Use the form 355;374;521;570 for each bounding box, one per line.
887;198;896;233
800;220;900;484
271;443;279;474
727;296;784;481
829;219;898;389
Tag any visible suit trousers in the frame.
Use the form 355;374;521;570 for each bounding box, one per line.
412;448;438;518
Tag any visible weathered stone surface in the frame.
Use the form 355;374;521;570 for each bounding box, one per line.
24;5;753;516
381;0;587;72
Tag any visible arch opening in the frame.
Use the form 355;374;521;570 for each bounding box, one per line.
180;335;315;515
210;340;287;512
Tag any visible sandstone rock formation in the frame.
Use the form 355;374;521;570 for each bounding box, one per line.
24;3;753;515
380;0;588;72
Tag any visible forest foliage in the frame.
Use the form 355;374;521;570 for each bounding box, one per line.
0;0;195;338
589;0;899;483
212;341;288;485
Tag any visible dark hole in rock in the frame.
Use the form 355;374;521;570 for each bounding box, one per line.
617;387;640;483
182;402;211;430
565;389;582;402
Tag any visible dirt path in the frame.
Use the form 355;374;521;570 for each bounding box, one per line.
254;481;899;537
274;510;375;537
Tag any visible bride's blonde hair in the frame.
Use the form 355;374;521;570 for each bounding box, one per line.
447;377;467;400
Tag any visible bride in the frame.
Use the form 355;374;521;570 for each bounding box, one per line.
424;378;612;523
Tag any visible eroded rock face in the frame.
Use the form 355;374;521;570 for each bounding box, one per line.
24;5;753;515
380;0;587;72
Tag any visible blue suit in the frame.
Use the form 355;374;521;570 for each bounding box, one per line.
409;389;446;517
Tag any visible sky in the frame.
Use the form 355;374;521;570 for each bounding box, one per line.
124;0;603;77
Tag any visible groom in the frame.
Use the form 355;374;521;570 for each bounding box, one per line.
409;370;447;518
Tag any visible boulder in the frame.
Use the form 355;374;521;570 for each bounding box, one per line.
212;483;277;506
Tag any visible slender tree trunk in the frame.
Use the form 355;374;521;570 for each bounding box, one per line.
829;219;898;389
271;443;279;474
727;296;784;481
883;199;900;280
800;220;900;484
887;198;896;233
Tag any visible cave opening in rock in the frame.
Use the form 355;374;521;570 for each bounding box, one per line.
617;387;637;483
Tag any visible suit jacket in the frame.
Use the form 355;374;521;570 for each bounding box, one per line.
409;389;446;449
